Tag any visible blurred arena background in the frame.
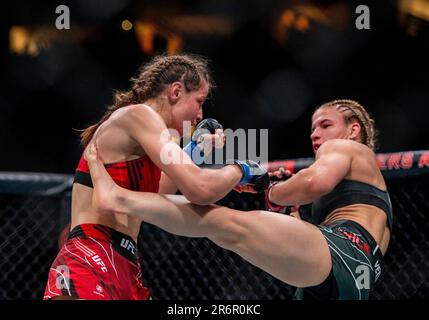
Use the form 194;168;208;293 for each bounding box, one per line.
0;0;429;299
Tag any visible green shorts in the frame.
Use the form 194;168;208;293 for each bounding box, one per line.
294;220;385;300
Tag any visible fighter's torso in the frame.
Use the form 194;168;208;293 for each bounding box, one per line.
71;109;161;241
300;141;391;254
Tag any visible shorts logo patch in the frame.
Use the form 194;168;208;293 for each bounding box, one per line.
338;229;370;254
120;238;136;254
93;284;105;297
92;255;108;272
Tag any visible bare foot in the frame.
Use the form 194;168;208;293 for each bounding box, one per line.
85;143;122;214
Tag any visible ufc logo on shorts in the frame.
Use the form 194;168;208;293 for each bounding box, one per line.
92;255;108;272
120;238;136;254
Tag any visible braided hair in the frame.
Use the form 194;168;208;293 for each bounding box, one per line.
316;99;379;151
80;54;214;146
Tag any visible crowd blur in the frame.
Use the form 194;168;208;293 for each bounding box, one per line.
1;0;428;173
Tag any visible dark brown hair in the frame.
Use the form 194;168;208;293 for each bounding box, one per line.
80;53;215;146
315;99;378;150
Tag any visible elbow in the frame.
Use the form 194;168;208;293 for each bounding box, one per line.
182;181;219;205
185;190;217;205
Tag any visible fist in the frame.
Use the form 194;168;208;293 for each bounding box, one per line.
269;167;293;182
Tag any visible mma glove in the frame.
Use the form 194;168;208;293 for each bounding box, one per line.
183;118;223;165
265;171;293;214
233;160;270;192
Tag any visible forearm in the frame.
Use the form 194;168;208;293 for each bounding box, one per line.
184;165;242;205
158;172;179;194
269;168;324;205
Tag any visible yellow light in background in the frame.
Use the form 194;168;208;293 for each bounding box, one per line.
281;10;295;27
275;9;295;44
9;25;60;56
121;19;133;31
134;21;155;55
405;0;429;21
275;9;311;44
167;35;183;54
295;16;310;32
399;0;429;36
9;26;40;56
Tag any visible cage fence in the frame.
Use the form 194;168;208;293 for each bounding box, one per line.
0;151;428;299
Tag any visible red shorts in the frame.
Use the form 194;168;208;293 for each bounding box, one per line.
43;224;151;300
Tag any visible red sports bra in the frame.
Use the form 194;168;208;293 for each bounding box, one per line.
74;152;161;192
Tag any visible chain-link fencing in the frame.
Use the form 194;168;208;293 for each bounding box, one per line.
1;151;428;299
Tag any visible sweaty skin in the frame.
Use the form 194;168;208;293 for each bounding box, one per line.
85;143;333;288
83;103;390;289
269;106;390;255
73;83;243;242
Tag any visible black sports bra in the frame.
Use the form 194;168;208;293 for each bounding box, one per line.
298;179;393;230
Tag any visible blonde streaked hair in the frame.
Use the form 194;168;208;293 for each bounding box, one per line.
315;99;378;151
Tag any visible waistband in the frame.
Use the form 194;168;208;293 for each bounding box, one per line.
68;224;138;263
325;220;384;283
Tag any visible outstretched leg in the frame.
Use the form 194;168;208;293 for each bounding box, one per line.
85;143;332;287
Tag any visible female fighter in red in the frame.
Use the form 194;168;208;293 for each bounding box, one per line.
43;54;268;300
